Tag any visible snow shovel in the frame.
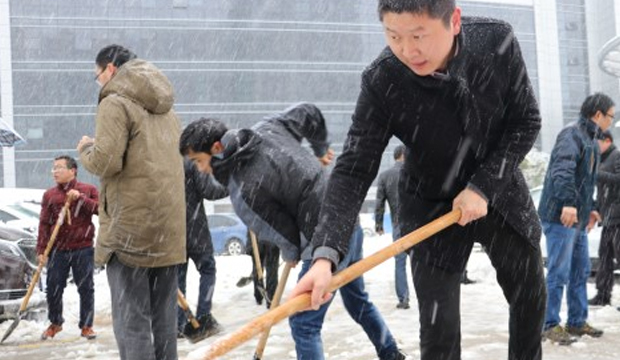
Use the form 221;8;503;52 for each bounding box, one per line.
249;231;270;303
203;209;461;359
177;289;216;344
253;262;293;360
1;199;72;344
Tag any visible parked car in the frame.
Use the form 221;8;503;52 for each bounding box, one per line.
208;213;249;256
530;186;604;273
0;202;40;235
0;224;45;322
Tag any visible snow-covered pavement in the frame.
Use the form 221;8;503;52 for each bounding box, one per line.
2;233;619;359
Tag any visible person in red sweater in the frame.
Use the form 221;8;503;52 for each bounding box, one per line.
37;155;99;340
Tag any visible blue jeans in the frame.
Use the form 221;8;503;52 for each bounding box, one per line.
392;226;409;303
543;222;590;329
46;247;94;328
177;248;216;329
289;225;399;360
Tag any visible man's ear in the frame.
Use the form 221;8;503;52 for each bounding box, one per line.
211;141;224;154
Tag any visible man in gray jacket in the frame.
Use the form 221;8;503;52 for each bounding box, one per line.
78;44;185;360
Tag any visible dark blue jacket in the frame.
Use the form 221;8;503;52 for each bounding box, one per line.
538;117;601;228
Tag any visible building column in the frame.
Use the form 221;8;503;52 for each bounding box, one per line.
533;0;564;152
0;0;16;187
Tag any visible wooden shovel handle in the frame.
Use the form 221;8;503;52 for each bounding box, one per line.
19;199;72;314
249;231;264;282
204;209;461;359
177;289;200;329
253;262;293;359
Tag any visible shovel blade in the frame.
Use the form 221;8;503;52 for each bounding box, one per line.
182;315;223;344
236;276;253;288
0;316;22;344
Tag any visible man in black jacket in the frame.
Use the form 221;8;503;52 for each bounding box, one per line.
590;131;620;307
177;158;228;338
179;103;404;360
291;1;546;360
375;145;410;309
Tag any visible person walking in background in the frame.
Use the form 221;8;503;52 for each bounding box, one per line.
78;44;186;360
179;103;405;360
375;144;410;309
177;158;228;338
589;130;620;307
538;93;614;345
290;1;547;359
38;155;98;340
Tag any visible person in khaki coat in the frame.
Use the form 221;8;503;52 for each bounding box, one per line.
77;44;185;360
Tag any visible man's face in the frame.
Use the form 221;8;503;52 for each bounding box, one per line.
382;8;461;76
51;159;75;184
187;149;214;174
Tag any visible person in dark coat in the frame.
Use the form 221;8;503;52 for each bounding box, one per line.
290;2;546;360
589;130;620;306
177;158;228;337
538;93;614;345
179;103;404;360
37;155;99;340
375;144;411;309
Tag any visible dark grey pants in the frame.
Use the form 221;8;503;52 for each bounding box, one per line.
595;224;620;301
411;211;546;360
107;256;178;360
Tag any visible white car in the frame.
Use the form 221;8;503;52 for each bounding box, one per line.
530;186;602;273
0;203;39;235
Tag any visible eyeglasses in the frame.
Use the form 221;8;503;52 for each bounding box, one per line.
94;68;105;82
51;166;68;172
606;112;615;120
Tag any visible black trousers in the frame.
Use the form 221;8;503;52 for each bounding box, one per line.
252;241;280;307
410;211;546;360
594;224;620;300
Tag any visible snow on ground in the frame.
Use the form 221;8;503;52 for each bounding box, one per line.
2;233;620;359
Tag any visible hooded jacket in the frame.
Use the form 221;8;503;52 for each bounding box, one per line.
79;59;186;268
538;117;601;228
212;103;329;262
311;17;542;271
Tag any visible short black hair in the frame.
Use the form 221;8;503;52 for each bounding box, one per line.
179;118;229;155
580;92;615;120
393;145;406;160
378;0;455;26
601;130;614;143
54;155;78;173
95;44;137;69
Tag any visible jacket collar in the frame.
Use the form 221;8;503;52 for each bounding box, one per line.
212;129;262;186
57;178;77;192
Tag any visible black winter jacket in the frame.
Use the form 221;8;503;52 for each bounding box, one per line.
312;17;542;270
596;144;620;226
184;158;228;253
212;103;329;261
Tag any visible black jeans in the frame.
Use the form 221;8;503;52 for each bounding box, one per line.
595;224;620;301
177;246;216;328
252;242;280;307
46;247;94;328
411;211;546;360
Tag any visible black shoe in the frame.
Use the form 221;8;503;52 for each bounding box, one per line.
381;349;407;360
396;301;410;310
588;295;610;306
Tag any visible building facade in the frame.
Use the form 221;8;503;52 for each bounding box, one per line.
0;0;616;188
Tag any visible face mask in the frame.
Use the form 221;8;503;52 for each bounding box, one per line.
212;152;224;160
